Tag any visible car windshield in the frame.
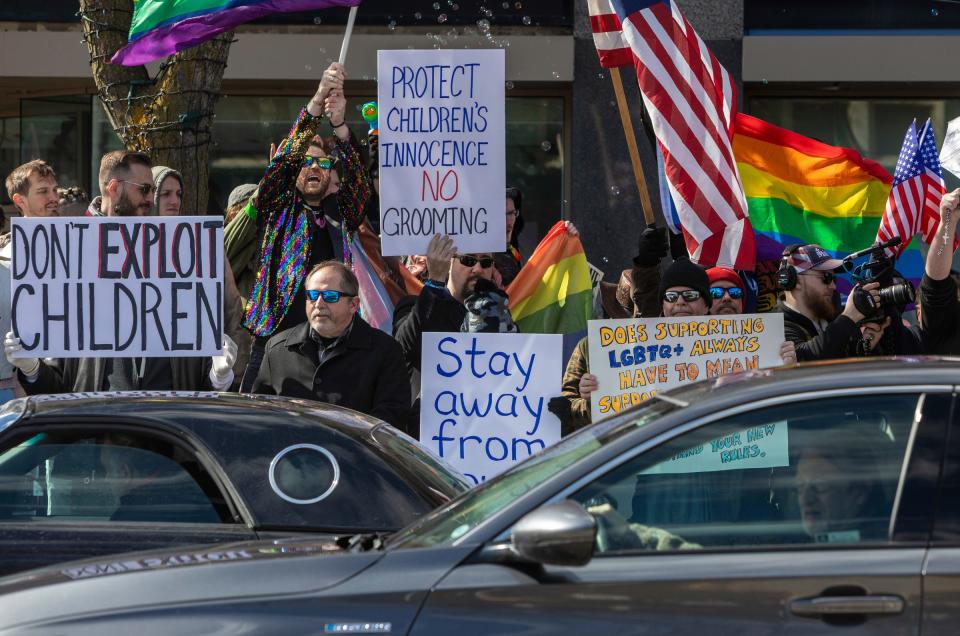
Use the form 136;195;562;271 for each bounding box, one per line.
387;397;679;549
372;426;471;501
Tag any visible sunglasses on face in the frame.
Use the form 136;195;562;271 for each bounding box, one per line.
662;289;702;303
120;180;156;197
709;286;744;300
302;156;334;170
804;271;836;285
458;255;494;269
305;289;356;303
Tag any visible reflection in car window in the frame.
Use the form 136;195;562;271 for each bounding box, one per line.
389;398;680;549
572;394;919;554
0;431;225;524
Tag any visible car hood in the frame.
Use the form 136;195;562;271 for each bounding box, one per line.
0;536;384;631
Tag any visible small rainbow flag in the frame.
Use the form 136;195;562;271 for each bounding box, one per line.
507;221;592;335
112;0;360;66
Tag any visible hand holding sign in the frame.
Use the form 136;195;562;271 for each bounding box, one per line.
426;233;456;282
4;331;39;377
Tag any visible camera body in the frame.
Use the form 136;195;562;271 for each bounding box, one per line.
840;239;915;321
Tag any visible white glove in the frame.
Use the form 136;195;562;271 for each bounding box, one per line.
4;331;40;378
209;334;237;391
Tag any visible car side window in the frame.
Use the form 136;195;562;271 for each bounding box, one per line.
0;430;228;524
571;394;919;554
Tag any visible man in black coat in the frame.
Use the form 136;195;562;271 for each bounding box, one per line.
393;234;499;410
252;260;410;430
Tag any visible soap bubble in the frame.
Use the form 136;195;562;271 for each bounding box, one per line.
387;20;397;31
522;15;532;25
438;13;447;23
505;80;515;89
540;141;552;151
610;186;621;195
432;2;440;9
932;8;940;16
414;11;422;20
313;17;322;24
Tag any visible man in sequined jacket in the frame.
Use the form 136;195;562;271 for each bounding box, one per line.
226;62;372;389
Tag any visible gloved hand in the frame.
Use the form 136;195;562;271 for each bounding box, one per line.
547;396;572;420
633;224;668;268
4;331;40;378
669;229;689;261
209;334;237;391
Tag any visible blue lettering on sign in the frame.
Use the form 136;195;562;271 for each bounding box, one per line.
428;335;551;482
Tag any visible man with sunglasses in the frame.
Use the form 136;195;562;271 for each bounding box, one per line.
87;150;155;217
708;267;797;364
393;234;502;432
779;244;881;362
252;261;410;429
225;62;371;391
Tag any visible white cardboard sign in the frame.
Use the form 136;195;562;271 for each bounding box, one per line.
420;332;562;486
377;49;506;257
10;216;224;358
588;313;786;422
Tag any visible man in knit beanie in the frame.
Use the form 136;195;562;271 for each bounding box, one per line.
658;258;711;317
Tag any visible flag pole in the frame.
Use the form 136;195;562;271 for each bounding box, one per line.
609;67;656;225
338;6;358;65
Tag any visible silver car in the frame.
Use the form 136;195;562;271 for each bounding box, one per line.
0;357;956;635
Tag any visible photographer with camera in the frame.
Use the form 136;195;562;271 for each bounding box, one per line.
778;244;882;361
921;188;960;354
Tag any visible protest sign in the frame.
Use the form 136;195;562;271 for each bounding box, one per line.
377;49;506;257
642;420;789;475
10;216;224;358
420;332;562;485
588;313;786;422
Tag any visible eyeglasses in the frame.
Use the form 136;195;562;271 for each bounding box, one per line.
302;156;333;170
802;271;836;285
305;289;356;303
662;290;702;303
458;255;494;269
709;286;744;300
120;180;156;197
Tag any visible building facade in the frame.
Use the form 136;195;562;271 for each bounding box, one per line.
2;0;958;271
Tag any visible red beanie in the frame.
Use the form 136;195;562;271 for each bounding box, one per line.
706;267;744;289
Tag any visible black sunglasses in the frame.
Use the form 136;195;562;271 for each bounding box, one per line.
458;255;494;269
709;286;744;300
305;289;356;303
120;180;156;197
803;271;836;285
662;289;702;303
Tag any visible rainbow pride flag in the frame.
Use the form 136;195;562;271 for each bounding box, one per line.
734;112;893;262
507;221;592;335
733;112;929;293
112;0;360;66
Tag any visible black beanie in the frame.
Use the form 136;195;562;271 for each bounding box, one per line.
658;259;712;307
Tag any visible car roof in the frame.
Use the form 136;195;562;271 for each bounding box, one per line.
1;391;385;439
660;355;960;409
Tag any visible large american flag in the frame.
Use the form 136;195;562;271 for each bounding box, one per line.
588;0;755;270
876;118;946;257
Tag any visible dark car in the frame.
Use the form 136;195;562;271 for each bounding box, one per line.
0;391;468;577
1;358;959;635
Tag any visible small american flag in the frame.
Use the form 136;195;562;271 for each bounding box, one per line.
877;118;947;257
589;0;755;270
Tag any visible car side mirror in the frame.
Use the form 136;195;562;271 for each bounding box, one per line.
510;500;597;567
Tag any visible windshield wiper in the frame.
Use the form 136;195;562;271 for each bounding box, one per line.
336;532;390;553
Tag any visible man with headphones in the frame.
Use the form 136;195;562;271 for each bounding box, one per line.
778;243;881;361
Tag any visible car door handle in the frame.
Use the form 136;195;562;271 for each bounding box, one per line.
789;595;905;617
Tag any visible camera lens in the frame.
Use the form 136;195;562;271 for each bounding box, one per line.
878;282;916;307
